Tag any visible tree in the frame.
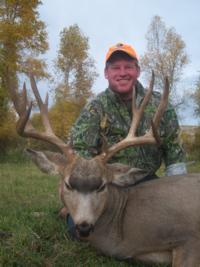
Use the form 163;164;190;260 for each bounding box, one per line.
141;16;189;107
0;0;48;153
0;0;48;102
54;24;98;105
193;73;200;118
0;106;18;154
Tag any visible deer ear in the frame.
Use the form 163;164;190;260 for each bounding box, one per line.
25;149;67;176
107;163;148;187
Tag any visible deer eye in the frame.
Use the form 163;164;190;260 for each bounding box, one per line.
65;182;73;191
97;183;106;193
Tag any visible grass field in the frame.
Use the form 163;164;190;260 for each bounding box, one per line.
1;156;200;267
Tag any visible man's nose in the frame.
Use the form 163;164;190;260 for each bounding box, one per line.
118;67;127;76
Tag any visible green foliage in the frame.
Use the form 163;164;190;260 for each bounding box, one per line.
0;83;9;117
180;127;200;160
54;24;98;103
194;129;200;158
0;107;18;154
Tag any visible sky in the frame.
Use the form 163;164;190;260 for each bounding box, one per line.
38;0;200;125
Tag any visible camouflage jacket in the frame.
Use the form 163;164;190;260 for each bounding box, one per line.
70;81;185;174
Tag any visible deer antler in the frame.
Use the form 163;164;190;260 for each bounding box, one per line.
99;71;169;162
14;75;75;162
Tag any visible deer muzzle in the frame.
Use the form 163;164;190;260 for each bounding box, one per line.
76;221;94;237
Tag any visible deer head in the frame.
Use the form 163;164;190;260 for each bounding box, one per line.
13;73;169;237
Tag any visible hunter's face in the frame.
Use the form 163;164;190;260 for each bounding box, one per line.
104;58;140;100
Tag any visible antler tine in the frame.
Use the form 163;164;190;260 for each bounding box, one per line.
16;101;33;136
14;82;35;136
15;82;37;136
153;77;169;128
45;92;49;107
15;75;75;162
99;72;168;163
29;75;52;133
20;83;28;115
147;77;169;145
128;70;154;137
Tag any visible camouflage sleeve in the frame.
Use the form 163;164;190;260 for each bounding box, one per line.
161;104;186;167
69;100;103;158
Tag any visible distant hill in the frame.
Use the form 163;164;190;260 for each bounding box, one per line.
181;125;200;132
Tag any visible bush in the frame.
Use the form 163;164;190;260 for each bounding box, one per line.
0;146;30;163
194;129;200;158
180;127;200;160
0;108;19;155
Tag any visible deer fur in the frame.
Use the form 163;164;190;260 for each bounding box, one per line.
27;149;200;267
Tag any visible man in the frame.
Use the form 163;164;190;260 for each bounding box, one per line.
63;42;187;238
69;43;187;177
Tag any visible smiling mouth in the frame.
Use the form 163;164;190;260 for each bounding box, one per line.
117;79;130;84
118;78;130;81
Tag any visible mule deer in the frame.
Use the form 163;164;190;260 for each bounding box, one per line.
13;74;200;267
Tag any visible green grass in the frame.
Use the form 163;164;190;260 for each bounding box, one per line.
1;158;199;267
187;160;200;173
0;161;141;267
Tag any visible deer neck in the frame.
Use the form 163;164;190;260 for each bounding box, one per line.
95;185;129;240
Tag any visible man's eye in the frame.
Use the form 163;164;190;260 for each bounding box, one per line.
65;182;73;191
111;66;120;70
125;65;135;69
97;184;106;193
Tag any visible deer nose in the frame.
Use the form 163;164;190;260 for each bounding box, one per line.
76;222;94;237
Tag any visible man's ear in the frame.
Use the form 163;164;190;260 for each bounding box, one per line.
107;163;148;187
25;149;67;176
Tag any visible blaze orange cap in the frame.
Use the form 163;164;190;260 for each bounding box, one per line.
105;43;139;62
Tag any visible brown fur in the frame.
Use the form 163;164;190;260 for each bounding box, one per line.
26;149;200;267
